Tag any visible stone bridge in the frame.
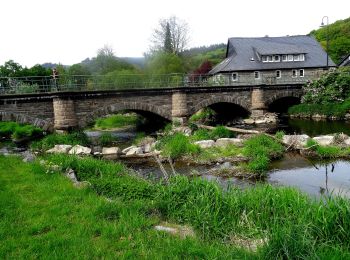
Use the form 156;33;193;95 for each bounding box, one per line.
0;85;303;131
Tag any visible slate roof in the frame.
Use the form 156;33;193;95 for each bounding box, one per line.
209;35;336;74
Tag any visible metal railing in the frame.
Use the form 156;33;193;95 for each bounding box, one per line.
0;73;313;95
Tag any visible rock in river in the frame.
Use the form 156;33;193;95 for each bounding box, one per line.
68;145;91;155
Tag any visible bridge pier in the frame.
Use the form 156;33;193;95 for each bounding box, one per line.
53;98;78;132
171;91;189;125
250;88;267;118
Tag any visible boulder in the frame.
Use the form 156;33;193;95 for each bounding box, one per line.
122;145;137;154
102;147;121;155
194;140;215;149
22;151;36;162
215;138;243;147
46;144;72;154
313;135;334;146
126;147;144;156
344;138;350;146
143;143;152;153
282;134;310;148
68;145;91;155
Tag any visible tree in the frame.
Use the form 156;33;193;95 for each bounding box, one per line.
151;16;189;54
146;52;185;75
164;22;173;53
0;60;23;77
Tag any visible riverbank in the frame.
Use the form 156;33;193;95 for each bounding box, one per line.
2;155;350;258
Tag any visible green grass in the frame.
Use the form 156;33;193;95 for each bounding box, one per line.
305;139;350;158
98;132;118;146
243;134;284;175
191;126;235;141
0;156;249;259
0;121;42;140
288;98;350;118
30;132;90;151
195;144;242;163
157;133;201;159
2;155;350;258
94;114;139;130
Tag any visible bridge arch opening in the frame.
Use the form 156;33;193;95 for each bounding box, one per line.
88;110;170;134
192;102;250;126
268;96;301;114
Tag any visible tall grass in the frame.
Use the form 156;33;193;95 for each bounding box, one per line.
0;121;42;140
94;113;139;129
31;132;90;151
191;126;235;141
157;133;200;159
243;134;284;174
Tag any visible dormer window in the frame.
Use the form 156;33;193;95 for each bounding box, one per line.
293;54;300;61
300;54;305;61
288;55;293;61
274;55;280;62
282;55;288;62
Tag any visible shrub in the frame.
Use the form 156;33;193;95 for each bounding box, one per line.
0;121;42;140
0;122;19;138
189;108;216;124
209;126;235;139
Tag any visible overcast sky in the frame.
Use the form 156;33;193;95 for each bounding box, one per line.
1;0;349;67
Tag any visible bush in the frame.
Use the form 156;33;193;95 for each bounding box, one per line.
189;108;216;124
209;126;235;139
0;122;19;138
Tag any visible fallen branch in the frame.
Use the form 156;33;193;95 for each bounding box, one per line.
196;124;261;134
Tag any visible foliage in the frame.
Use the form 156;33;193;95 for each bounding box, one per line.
209;126;235;140
150;16;189;54
94;113;139;130
189;107;216;124
157;133;200;159
0;60;51;77
243;134;284;174
0;121;42;140
146;52;186;75
195;144;242;163
301;67;350;104
305;138;349;158
98;132;117;146
289;98;350;118
310;17;350;64
30;132;90;151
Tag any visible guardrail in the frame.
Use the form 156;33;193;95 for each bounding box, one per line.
0;73;312;95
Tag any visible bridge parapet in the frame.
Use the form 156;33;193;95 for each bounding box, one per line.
0;73;310;95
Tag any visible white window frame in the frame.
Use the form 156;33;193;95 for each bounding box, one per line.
276;70;281;78
288;55;293;61
292;69;298;78
300;54;305;61
231;72;238;81
299;69;304;77
282;55;287;62
274;55;280;62
262;56;268;62
293;54;300;61
254;71;260;79
268;55;273;62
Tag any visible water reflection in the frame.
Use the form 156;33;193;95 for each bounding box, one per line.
269;158;350;198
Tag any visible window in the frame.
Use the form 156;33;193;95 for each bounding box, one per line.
262;56;268;62
292;69;297;77
299;69;304;77
276;70;281;78
254;71;260;79
293;54;300;61
300;54;305;61
231;72;238;81
274;55;280;62
282;55;287;62
288;55;293;61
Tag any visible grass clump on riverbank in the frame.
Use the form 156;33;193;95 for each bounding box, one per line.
243;134;284;174
31;131;90;151
191;126;235;141
2;155;350;258
0;121;42;141
157;133;200;159
305;139;350;158
94;113;139;130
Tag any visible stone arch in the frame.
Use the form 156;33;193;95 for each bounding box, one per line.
264;90;302;108
79;101;172;128
0;112;53;131
189;95;251;116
